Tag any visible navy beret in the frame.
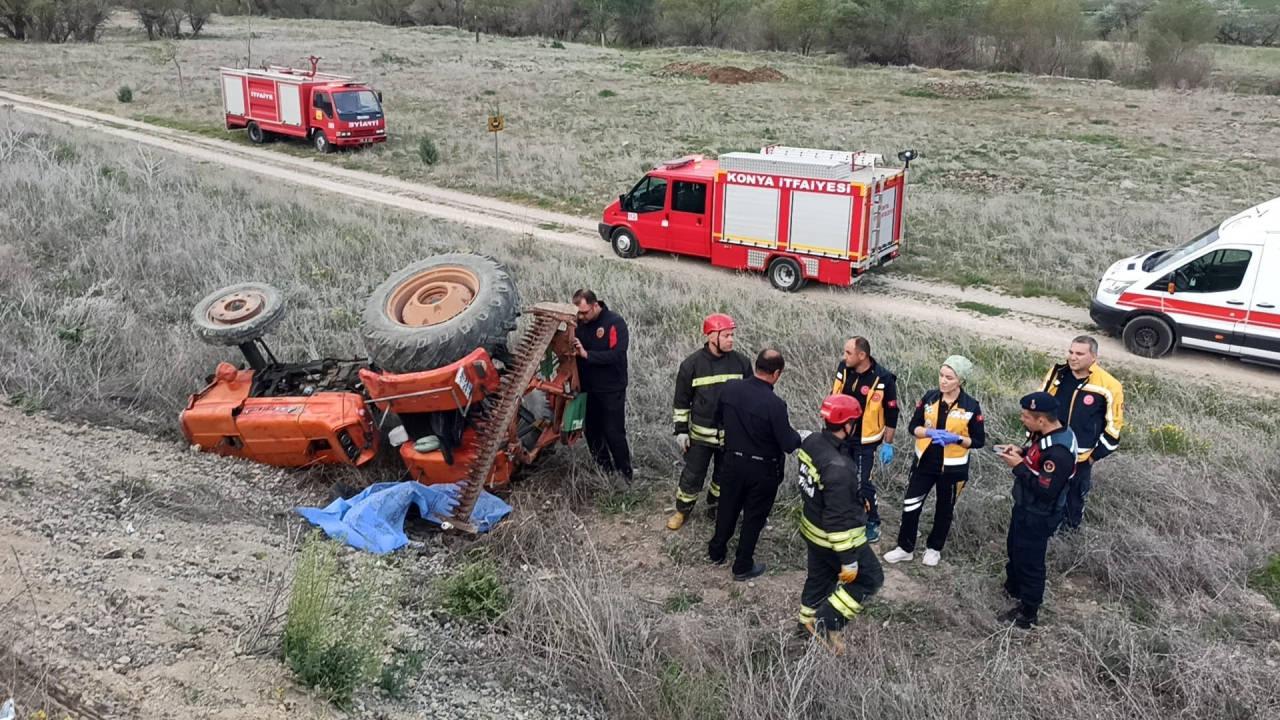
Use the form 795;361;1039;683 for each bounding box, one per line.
1020;391;1058;413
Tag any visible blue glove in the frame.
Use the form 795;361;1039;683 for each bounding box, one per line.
936;430;963;446
878;443;895;465
426;482;462;520
924;428;944;444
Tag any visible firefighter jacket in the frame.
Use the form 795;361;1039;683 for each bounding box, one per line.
831;358;899;446
672;346;753;447
1012;426;1078;517
716;376;801;463
797;430;867;565
908;389;986;475
574;302;629;394
1040;363;1124;463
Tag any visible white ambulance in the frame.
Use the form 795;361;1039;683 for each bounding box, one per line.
1090;196;1279;361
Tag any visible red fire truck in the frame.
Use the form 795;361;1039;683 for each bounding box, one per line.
219;56;387;153
598;146;916;291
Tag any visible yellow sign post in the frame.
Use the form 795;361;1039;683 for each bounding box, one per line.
487;106;504;181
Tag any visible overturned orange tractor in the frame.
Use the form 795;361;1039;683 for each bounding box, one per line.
179;255;584;533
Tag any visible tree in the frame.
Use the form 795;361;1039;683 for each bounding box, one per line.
988;0;1086;75
1142;0;1216;84
830;0;920;65
0;0;112;41
660;0;747;46
1096;0;1154;40
765;0;832;55
615;0;658;46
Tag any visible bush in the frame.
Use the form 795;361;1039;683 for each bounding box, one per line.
1086;50;1116;79
1142;0;1218;86
1248;554;1280;607
598;89;617;97
549;39;565;49
988;0;1087;75
438;554;510;622
417;136;439;165
116;85;134;103
283;534;393;708
0;0;113;42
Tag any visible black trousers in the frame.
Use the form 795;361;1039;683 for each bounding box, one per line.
802;543;883;632
1059;460;1092;531
584;390;632;479
850;445;880;524
675;442;723;513
1004;506;1060;615
895;468;966;553
708;453;781;575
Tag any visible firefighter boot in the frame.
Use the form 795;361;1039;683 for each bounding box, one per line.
806;623;845;656
666;512;687;531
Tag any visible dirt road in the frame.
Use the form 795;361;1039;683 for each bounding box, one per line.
3;90;1276;393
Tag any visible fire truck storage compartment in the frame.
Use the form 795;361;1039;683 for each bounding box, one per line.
722;184;779;248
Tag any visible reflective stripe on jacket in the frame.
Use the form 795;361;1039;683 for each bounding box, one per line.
1041;363;1125;462
909;389;986;470
673;346;752;446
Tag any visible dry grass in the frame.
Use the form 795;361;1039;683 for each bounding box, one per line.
2;112;1279;718
2;14;1280;301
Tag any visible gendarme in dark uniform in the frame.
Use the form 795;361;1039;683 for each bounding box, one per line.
707;349;801;580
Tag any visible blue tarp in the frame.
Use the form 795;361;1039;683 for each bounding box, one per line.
295;481;512;553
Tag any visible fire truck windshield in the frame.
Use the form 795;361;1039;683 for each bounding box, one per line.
333;90;382;118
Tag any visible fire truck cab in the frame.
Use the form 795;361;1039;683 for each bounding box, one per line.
220;57;387;153
599;146;913;291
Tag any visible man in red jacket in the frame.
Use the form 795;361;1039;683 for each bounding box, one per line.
572;289;633;481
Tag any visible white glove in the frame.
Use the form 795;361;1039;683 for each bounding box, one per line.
798;430;813;441
675;433;690;452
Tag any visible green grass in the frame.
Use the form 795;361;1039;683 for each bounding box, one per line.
955;300;1010;317
437;553;511;623
663;590;703;613
1247;554;1280;608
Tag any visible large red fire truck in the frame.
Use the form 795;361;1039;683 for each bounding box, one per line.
598;146;916;291
219;56;387;153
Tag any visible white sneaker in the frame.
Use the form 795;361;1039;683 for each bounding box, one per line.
883;547;913;564
922;549;941;566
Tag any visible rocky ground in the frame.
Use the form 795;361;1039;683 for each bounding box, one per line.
0;401;596;720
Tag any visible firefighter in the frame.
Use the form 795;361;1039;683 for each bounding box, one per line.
884;355;985;567
1039;335;1125;531
830;336;900;543
667;313;754;531
996;392;1078;629
707;349;802;581
797;394;884;654
572;289;633;481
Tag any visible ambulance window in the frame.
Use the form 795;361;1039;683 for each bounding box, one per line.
313;92;333;118
631;177;668;213
672;181;707;214
1171;249;1252;293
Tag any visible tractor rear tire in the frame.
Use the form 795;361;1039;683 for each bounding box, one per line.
362;254;520;373
247;122;265;144
190;282;287;346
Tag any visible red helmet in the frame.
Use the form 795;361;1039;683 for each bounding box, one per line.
703;313;736;335
820;394;862;425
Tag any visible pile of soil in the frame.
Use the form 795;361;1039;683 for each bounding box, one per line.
657;62;787;84
934;168;1028;195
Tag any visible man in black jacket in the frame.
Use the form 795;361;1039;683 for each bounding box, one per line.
995;392;1078;629
572;289;632;481
797;394;884;654
667;313;753;530
708;349;802;581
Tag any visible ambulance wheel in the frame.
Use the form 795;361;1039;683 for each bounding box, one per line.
246;122;265;144
190;282;287;346
1122;315;1174;358
610;228;641;259
362;254;520;373
767;257;805;292
313;131;332;154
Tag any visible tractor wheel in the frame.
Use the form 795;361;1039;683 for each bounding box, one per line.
313;130;332;154
1122;315;1175;358
247;122;265;144
362;254;520;373
767;257;805;292
610;228;641;259
190;282;287;346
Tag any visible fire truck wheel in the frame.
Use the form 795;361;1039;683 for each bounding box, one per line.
313;131;333;154
767;257;806;292
246;122;266;144
362;254;520;373
190;282;287;346
610;228;641;259
1122;315;1175;358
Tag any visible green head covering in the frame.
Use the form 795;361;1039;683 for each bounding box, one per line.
942;355;973;384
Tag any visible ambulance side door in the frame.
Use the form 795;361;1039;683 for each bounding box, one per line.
667;180;711;258
1154;246;1258;353
1234;236;1280;361
622;175;671;251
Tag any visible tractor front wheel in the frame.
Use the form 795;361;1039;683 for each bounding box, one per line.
190;282;288;346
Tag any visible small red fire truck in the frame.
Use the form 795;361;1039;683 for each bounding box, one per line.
219;56;387;153
598;146;916;291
